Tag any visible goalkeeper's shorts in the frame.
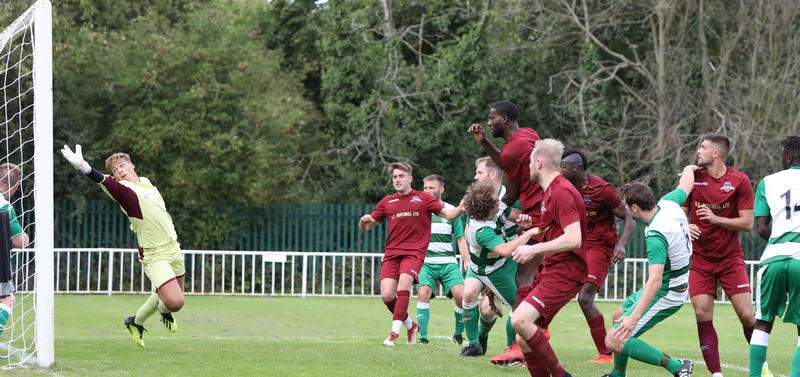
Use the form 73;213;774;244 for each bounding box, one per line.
0;279;14;298
142;242;185;289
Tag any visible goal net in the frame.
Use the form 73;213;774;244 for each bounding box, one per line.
0;0;54;368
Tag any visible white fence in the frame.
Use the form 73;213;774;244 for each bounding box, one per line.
18;249;760;302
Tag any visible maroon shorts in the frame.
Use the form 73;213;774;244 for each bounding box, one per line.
524;270;583;328
584;243;613;288
689;254;751;298
380;254;424;283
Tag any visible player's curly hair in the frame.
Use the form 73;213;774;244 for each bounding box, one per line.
105;153;131;172
463;181;498;221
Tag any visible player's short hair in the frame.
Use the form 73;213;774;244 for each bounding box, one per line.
702;133;730;158
781;135;800;161
0;163;21;189
105;153;132;172
492;101;519;122
475;157;502;175
463;181;498;221
423;174;444;187
620;182;656;211
389;162;412;176
561;149;588;170
533;139;564;170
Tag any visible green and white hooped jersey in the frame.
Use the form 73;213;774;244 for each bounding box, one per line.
644;189;692;293
425;202;464;264
754;167;800;264
466;215;508;275
497;186;521;240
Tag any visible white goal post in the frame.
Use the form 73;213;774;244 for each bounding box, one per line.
0;0;54;368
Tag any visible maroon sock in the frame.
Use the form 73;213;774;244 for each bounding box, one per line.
393;290;410;322
522;349;550;377
515;285;533;310
523;329;564;377
743;325;754;343
587;313;610;354
697;320;721;373
383;297;397;315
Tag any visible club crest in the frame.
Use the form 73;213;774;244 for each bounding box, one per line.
584;194;591;203
720;182;735;193
410;196;422;203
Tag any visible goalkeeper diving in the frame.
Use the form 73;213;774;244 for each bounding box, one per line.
61;145;185;349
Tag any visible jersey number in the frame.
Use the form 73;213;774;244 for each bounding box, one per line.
780;190;800;219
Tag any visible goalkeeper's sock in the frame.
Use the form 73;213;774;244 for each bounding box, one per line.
134;292;159;326
0;303;11;335
158;299;172;314
416;302;430;339
454;305;464;337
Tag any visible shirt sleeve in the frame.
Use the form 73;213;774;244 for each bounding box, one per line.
98;177;143;220
451;216;464;238
753;179;770;217
553;189;582;229
370;199;386;223
476;226;504;251
426;194;445;215
737;175;755;211
645;230;669;265
661;188;688;206
5;205;22;237
600;184;623;209
500;148;523;181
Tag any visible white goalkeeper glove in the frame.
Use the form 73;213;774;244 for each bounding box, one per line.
60;144;91;174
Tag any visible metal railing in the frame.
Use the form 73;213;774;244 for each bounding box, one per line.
28;248;760;303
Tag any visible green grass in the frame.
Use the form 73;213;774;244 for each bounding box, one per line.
4;295;797;376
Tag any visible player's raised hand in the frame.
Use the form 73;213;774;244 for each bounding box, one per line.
677;165;700;176
467;123;485;143
688;224;701;240
60;144;91;173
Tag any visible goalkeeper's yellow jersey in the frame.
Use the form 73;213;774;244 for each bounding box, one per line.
98;176;179;253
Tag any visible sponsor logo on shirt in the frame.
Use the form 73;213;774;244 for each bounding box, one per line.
694;200;731;210
391;211;419;219
694;182;709;186
388;199;399;203
720;181;735;193
411;196;422;203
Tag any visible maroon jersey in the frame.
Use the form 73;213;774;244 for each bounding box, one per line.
500;127;543;217
683;167;754;261
538;175;587;281
581;173;622;246
370;189;445;259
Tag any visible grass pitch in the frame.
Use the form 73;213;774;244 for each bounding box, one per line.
5;294;797;376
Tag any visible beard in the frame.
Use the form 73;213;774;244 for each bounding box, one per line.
490;125;504;138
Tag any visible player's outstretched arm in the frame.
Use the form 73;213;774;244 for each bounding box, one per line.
676;165;700;196
61;144;104;184
491;225;545;258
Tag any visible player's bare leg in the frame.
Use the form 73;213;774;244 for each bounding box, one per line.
578;282;612;363
155;276;184;333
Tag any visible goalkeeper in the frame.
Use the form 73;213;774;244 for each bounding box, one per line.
61;145;184;349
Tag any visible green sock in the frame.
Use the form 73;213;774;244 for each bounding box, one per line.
453;306;464;337
478;315;496;339
416;304;430;339
622;338;667;369
609;352;629;377
0;303;11;335
135;292;160;325
661;352;682;374
505;317;515;347
749;344;767;377
463;302;480;346
791;346;800;377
